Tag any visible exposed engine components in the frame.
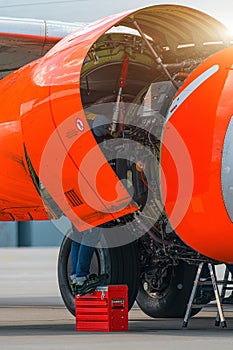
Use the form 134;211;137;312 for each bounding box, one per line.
80;27;226;265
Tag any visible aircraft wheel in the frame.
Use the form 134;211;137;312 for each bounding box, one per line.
136;261;201;318
57;234;139;316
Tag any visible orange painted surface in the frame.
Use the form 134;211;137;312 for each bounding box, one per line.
161;46;233;263
0;9;137;230
0;61;51;221
0;3;232;261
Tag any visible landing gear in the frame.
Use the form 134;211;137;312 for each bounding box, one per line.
58;233;200;318
136;260;200;318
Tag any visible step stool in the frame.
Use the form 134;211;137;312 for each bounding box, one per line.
183;262;233;328
75;285;128;332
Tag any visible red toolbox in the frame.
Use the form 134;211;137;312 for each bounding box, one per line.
75;285;128;332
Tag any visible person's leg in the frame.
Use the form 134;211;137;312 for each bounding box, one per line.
76;244;95;277
75;227;101;279
70;240;80;281
69;224;87;283
69;232;93;290
73;227;107;295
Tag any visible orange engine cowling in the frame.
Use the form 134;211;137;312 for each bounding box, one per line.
0;10;138;229
161;46;233;263
19;27;138;230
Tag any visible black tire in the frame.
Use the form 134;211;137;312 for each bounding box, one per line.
107;241;140;310
57;234;140;316
136;261;200;318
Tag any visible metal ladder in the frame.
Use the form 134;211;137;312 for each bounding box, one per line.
183;262;233;328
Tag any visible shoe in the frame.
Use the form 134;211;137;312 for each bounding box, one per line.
71;281;86;295
75;273;108;296
70;275;88;295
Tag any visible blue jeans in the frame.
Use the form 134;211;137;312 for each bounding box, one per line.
70;226;101;279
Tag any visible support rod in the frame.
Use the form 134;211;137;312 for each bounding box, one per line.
133;19;179;90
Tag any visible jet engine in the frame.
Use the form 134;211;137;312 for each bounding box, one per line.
0;4;231;318
54;5;232;316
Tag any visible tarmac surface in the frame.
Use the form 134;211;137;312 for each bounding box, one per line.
0;248;233;350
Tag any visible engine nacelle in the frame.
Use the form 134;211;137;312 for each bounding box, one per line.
0;3;231;249
161;46;233;263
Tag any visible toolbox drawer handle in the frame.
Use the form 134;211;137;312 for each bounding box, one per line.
111;299;124;309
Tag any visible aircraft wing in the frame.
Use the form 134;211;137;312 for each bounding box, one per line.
0;17;86;78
